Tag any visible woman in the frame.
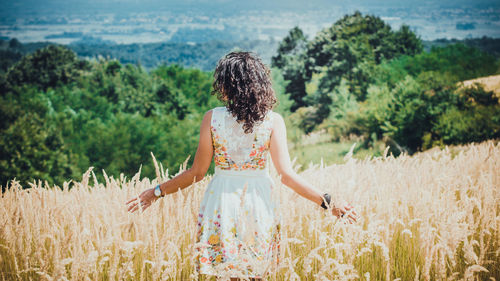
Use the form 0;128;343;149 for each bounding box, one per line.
126;52;357;280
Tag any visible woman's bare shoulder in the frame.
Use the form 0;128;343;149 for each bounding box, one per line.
270;111;284;123
269;111;286;134
200;109;214;127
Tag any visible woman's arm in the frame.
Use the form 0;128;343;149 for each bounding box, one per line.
126;110;214;212
269;112;356;221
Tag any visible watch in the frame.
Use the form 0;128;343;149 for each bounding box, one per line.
154;184;163;197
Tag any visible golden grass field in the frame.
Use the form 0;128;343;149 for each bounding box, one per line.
1;140;499;281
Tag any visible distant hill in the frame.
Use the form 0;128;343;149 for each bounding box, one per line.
0;39;277;72
423;36;500;58
1;36;499;73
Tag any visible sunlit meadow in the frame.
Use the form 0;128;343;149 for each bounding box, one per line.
1;140;498;280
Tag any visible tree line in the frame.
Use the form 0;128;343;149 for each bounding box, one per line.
2;33;500;73
0;38;278;72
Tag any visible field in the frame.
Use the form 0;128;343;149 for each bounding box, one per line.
0;140;499;280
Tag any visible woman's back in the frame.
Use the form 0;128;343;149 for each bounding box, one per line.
211;106;274;172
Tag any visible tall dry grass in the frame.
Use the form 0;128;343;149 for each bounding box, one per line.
1;141;499;281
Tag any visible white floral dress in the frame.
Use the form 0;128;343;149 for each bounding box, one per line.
195;106;281;278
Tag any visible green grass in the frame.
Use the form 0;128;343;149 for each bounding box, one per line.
289;141;384;171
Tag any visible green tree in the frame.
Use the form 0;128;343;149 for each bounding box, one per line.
432;84;500;146
271;27;309;112
1;50;221;188
274;12;424;131
359;70;500;154
0;87;75;189
393;25;423;56
5;45;88;92
382;43;498;83
306;11;422;101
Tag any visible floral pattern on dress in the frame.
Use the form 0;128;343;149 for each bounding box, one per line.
195;210;226;268
195;207;281;276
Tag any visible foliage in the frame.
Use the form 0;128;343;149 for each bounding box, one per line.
5;45;89;91
381;43;498;84
0;87;75;190
432;84;500;146
0;45;221;188
273;12;500;155
271;27;309;112
358;72;499;154
423;36;500;58
273;11;423;128
270;67;293;116
1;13;500;187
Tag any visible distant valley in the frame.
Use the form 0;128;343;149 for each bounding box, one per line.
2;36;500;72
1;0;500;45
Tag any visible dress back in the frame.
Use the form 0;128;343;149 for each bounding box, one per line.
210;106;274;171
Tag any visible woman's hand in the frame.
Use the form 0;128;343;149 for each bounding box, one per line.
331;199;358;224
126;188;157;213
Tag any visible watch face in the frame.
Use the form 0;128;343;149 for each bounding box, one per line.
154;186;161;197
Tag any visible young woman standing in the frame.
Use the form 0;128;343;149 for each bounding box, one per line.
126;52;357;280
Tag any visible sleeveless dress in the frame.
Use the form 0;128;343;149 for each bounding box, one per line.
195;106;281;278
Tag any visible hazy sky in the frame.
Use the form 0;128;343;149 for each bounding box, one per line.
2;0;498;42
3;0;499;14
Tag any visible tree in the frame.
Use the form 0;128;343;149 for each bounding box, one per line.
0;87;75;189
274;12;424;130
271;27;309;112
306;11;422;101
5;45;88;92
432;84;500;146
393;25;423;56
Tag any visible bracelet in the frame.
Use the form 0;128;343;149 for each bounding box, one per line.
320;193;332;210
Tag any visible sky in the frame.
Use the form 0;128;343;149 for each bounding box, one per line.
2;0;499;13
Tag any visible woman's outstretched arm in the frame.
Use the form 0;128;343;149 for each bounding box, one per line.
269;112;357;222
126;110;214;212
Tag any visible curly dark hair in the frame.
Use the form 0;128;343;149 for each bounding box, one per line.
212;51;277;133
